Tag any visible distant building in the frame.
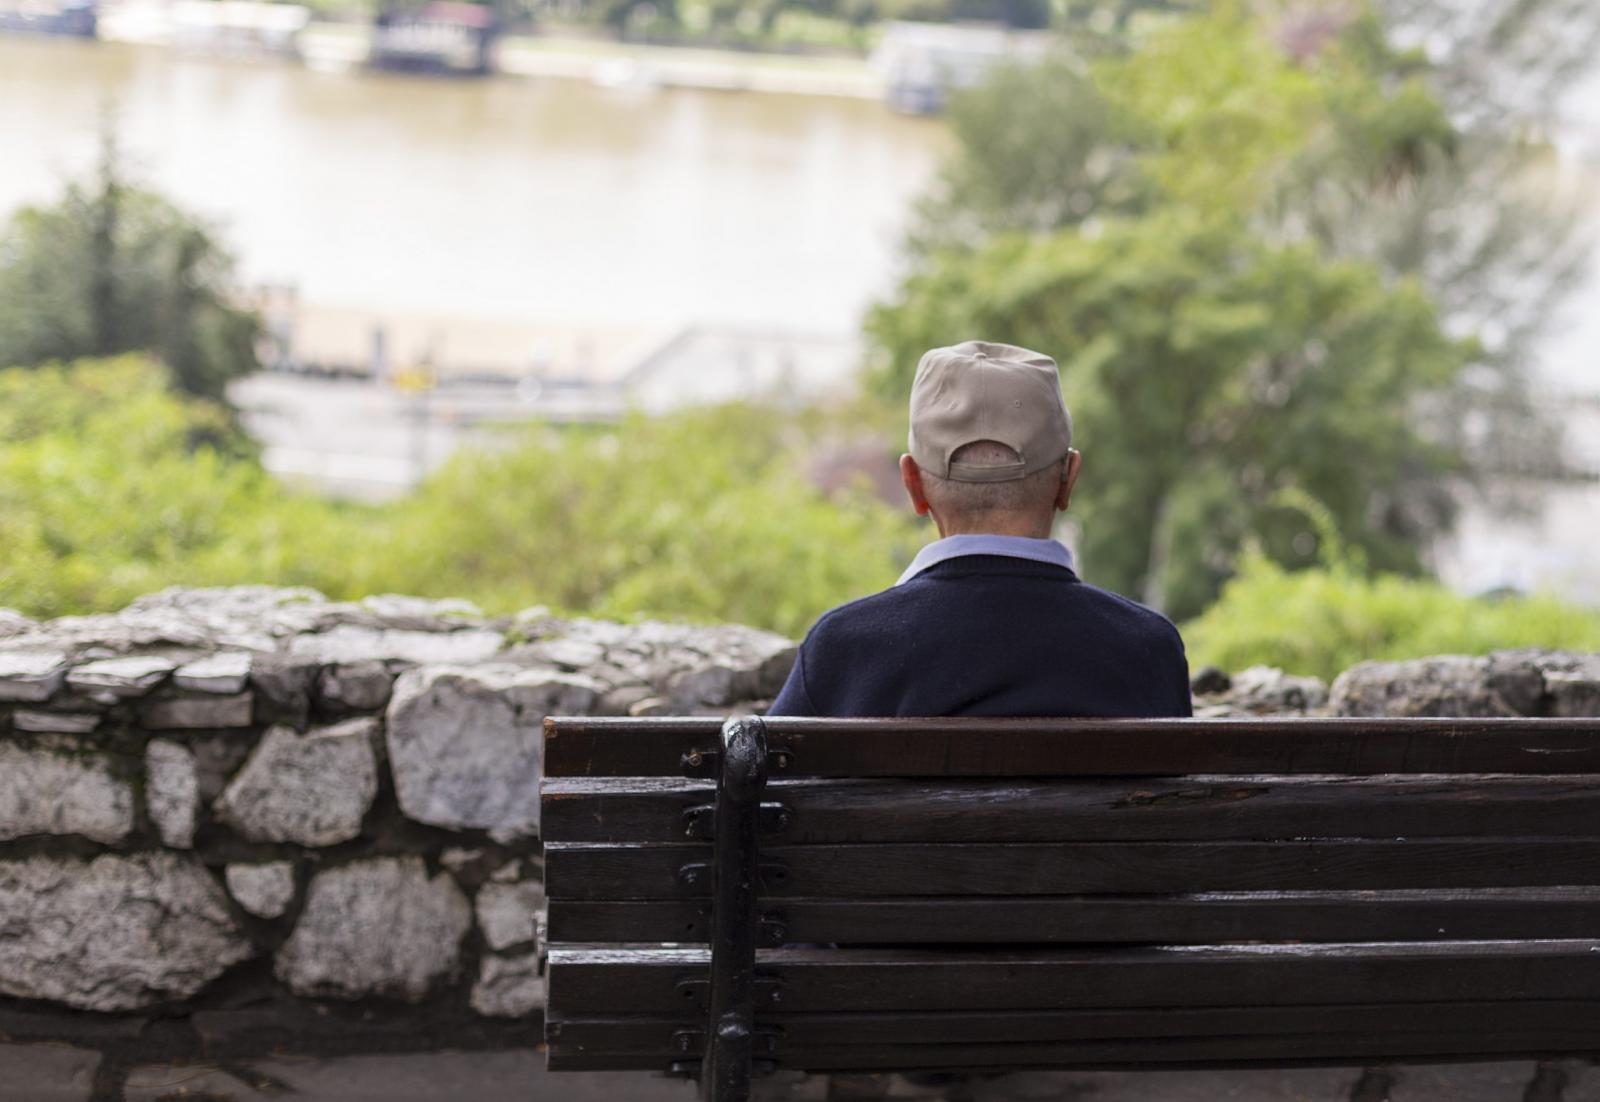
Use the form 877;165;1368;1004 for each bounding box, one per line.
0;0;96;38
370;1;496;76
870;21;1052;114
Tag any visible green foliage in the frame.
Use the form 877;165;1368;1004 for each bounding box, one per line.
907;59;1151;253
911;3;1456;255
0;359;359;618
0;359;916;638
368;403;916;636
1184;550;1600;682
0;141;260;402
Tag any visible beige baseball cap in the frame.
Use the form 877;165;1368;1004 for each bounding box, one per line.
907;340;1073;483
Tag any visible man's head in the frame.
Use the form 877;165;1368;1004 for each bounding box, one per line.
900;340;1082;538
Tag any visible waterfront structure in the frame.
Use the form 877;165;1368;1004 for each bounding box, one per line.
0;0;95;37
871;20;1050;113
370;0;496;75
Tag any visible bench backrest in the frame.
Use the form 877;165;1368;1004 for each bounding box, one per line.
541;715;1600;1094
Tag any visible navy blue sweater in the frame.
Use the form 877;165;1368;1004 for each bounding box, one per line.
769;555;1192;718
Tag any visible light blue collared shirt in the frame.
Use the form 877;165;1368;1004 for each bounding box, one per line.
896;534;1077;586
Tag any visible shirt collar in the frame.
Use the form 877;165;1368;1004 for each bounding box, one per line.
896;534;1076;585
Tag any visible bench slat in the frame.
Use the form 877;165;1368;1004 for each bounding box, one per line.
547;887;1600;944
544;838;1600;899
547;1031;1600;1072
545;941;1600;1014
541;775;1600;844
544;716;1600;778
548;1000;1600;1051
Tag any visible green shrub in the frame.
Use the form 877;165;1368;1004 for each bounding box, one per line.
1183;550;1600;682
0;358;918;638
0;358;372;618
371;403;918;637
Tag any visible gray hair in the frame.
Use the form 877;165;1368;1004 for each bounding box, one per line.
920;440;1062;519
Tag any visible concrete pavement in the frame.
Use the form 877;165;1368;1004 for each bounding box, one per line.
5;1046;1600;1101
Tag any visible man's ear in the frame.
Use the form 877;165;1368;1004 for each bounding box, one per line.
900;454;932;517
1056;449;1082;512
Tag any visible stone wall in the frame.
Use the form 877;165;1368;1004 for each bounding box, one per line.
0;587;795;1095
1;586;1596;1097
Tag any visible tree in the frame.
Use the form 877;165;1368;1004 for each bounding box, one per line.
905;59;1152;256
0;136;260;401
870;211;1471;619
875;0;1592;613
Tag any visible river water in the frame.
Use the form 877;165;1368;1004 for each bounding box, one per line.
0;35;947;340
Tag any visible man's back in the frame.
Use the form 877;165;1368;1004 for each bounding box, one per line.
773;339;1192;720
770;553;1191;718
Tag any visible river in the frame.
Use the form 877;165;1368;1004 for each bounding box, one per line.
0;34;947;352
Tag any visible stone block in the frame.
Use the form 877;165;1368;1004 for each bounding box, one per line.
289;625;505;666
470;950;544;1018
225;861;297;919
145;739;200;849
249;654;320;729
1543;655;1600;717
65;655;175;698
475;880;545;952
0;652;67;702
1329;655;1511;717
352;593;485;630
139;691;254;730
11;710;100;734
386;667;598;841
189;735;254;804
0;609;36;639
173;651;252;694
522;638;606;670
1194;666;1328;717
274;856;471;1002
660;627;798;709
597;682;654;716
214;719;379;846
0;853;252;1011
0;741;133;844
317;660;396;711
1484;650;1550;716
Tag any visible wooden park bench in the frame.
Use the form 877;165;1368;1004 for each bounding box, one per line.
540;715;1600;1100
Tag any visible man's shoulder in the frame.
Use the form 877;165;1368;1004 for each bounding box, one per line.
1071;578;1186;647
802;584;914;644
801;564;1184;653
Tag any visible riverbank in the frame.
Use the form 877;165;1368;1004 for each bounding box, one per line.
91;1;887;99
494;31;881;98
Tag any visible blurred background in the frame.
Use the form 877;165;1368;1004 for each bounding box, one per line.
1;0;1598;679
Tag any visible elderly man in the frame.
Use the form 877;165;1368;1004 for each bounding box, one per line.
770;339;1191;718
